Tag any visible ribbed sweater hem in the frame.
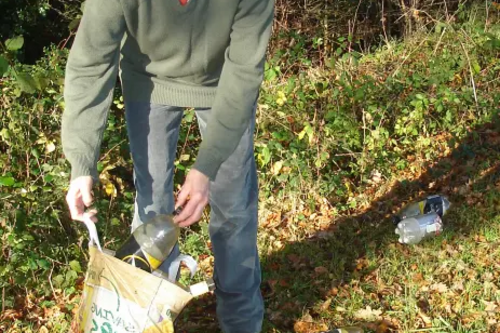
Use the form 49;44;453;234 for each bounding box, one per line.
121;73;218;108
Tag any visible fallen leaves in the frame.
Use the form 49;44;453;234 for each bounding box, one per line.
0;309;23;321
314;266;329;275
417;308;432;327
354;306;383;321
430;282;448;293
483;300;499;313
293;320;328;333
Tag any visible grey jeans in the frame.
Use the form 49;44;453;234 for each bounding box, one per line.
124;102;263;333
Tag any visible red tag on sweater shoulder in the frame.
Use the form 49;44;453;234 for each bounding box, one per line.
179;0;188;6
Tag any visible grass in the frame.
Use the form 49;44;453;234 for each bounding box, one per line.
177;119;500;333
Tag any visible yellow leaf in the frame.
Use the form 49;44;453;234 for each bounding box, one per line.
180;154;190;161
271;161;283;175
276;91;287;106
308;132;314;145
105;183;117;197
298;129;306;140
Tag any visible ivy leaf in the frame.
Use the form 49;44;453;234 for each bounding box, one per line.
34;75;50;91
15;72;38;93
5;36;24;51
68;18;81;31
0;176;15;187
0;55;9;76
69;260;82;273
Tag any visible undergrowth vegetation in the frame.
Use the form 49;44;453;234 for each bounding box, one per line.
0;1;499;333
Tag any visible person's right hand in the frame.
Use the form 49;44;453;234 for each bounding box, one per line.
66;176;97;222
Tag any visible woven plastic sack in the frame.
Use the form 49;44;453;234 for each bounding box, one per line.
71;216;199;333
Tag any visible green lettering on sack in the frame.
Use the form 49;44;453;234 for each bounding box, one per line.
103;309;114;321
101;322;113;333
90;303;137;332
95;305;103;318
90;319;98;332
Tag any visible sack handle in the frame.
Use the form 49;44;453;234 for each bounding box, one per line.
167;254;198;282
83;213;103;252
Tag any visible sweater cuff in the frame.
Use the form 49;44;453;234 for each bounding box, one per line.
192;148;224;181
69;157;99;183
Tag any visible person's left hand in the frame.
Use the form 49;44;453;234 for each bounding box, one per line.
174;168;210;227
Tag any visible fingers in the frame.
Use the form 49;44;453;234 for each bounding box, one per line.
178;202;206;228
67;186;84;221
175;186;190;212
174;192;208;226
66;176;95;222
80;176;94;207
81;187;94;207
86;208;98;223
174;192;196;223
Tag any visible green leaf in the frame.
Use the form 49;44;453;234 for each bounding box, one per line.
0;176;15;187
472;61;481;74
5;36;24;51
15;72;38;93
34;75;49;90
68;18;81;31
31;148;41;159
261;146;271;166
53;274;64;287
0;55;9;76
69;260;82;273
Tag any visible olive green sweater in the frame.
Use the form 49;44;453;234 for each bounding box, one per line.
62;0;274;181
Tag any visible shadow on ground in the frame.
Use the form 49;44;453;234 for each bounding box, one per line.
176;115;500;333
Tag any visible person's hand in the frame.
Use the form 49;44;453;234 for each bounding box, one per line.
66;176;97;222
174;169;210;227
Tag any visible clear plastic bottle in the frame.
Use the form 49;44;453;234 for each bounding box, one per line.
395;212;443;244
115;214;180;272
393;195;450;224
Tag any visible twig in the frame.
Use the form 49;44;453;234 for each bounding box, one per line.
484;0;490;33
348;0;363;53
381;0;391;49
432;26;447;56
335;152;363;157
485;76;500;85
41;254;65;266
180;114;194;157
2;287;5;313
459;40;479;109
98;139;126;162
48;262;58;301
392;37;429;77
